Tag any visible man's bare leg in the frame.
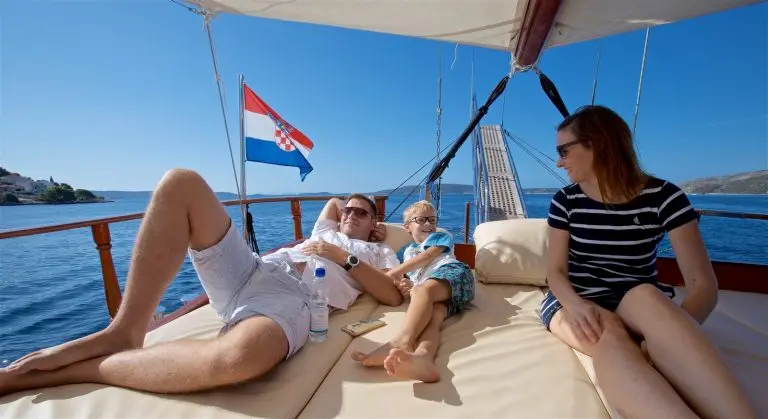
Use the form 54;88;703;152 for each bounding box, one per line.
0;316;288;397
1;169;232;375
384;303;446;383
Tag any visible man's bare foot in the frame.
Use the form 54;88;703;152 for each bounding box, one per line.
1;328;141;375
0;369;10;397
351;338;411;367
0;369;16;397
384;348;440;383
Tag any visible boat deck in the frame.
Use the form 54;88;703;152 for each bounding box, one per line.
475;125;527;222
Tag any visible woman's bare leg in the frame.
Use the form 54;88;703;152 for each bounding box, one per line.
617;284;757;418
549;305;698;418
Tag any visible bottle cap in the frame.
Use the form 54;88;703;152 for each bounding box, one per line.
314;266;326;278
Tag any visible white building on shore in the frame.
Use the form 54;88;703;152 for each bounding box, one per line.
0;174;56;194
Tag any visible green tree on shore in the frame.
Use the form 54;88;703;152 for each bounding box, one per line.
38;185;76;203
74;189;97;201
0;167;10;177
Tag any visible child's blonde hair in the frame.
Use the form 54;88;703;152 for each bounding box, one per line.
403;200;436;223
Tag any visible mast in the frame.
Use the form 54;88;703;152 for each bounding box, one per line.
239;73;247;237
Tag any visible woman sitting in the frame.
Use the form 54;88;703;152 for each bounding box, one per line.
541;105;756;418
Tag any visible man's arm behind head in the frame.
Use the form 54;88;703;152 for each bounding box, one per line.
317;198;344;224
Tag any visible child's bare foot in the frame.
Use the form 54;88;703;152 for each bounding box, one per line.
1;328;141;375
351;342;394;367
351;339;410;367
384;348;440;383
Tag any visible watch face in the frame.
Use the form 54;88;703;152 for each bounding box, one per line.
349;255;359;265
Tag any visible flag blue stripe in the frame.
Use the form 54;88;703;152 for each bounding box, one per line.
245;136;313;181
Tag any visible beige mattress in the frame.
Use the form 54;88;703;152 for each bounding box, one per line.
298;283;611;418
0;294;379;419
2;285;766;419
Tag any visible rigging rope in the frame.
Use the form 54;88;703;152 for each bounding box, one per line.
385;136;460;199
387;70;513;223
632;28;651;136
434;49;444;217
591;39;603;105
426;72;511;184
171;0;261;253
204;15;260;252
503;129;568;186
509;137;568;186
500;52;516;130
202;15;242;201
169;0;197;13
384;171;433;222
503;128;557;164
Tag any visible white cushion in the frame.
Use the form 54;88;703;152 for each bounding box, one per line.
381;222;413;254
473;218;549;286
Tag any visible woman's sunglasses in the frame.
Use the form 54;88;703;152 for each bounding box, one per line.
556;139;583;159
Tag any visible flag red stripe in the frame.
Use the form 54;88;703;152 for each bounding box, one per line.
243;84;314;150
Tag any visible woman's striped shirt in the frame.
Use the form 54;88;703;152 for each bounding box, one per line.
547;177;699;300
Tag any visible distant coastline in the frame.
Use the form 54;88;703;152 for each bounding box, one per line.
0;198;112;207
35;170;766;201
1;167;110;207
679;170;767;195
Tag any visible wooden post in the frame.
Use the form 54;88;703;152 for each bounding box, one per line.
464;201;471;243
91;223;122;318
374;196;386;222
290;200;303;240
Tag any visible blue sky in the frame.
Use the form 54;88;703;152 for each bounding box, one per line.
2;1;766;194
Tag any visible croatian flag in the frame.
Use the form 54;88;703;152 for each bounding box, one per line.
243;84;314;180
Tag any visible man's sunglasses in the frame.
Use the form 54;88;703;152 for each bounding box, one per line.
341;206;371;218
409;216;438;225
556;139;583;159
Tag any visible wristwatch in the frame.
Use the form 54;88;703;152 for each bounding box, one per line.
343;255;359;271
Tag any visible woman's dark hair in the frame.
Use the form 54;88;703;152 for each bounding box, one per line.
558;105;648;203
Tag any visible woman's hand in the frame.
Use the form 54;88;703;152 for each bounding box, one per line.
566;300;603;343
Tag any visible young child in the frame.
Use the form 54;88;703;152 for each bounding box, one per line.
351;200;475;383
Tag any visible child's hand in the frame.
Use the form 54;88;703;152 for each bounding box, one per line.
396;278;412;298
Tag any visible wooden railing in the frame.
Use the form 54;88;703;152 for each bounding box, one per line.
2;197;765;320
0;195;388;319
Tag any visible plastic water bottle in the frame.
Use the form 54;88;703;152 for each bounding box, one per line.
308;265;329;342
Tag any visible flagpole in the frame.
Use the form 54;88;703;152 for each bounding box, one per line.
239;73;247;239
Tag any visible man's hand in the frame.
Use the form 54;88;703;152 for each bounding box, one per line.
369;222;387;242
301;240;349;265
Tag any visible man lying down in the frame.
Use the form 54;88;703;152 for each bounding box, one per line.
0;168;403;396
